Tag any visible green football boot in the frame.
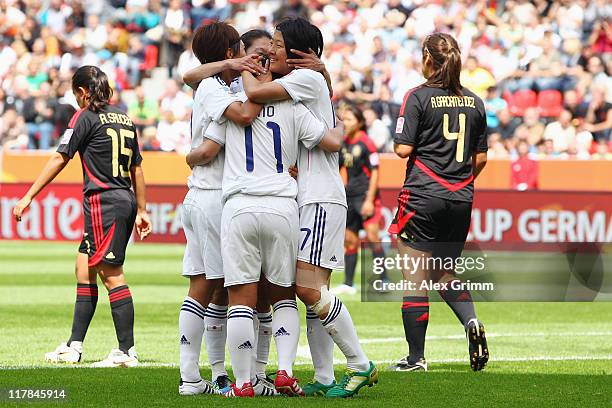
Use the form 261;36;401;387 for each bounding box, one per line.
326;362;378;398
303;380;336;396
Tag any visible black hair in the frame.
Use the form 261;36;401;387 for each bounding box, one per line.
72;65;112;113
275;17;324;60
241;29;272;53
423;33;463;96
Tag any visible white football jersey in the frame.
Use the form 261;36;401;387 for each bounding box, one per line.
187;76;239;190
206;93;326;203
276;69;347;208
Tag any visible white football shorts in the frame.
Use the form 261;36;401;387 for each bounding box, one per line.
221;195;299;288
181;188;223;279
297;202;346;270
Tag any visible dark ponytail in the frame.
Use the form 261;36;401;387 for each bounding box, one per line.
422;33;463;96
72;65;113;112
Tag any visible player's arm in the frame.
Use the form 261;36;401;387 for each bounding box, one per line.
286;48;333;97
393;90;421;159
183;54;265;90
130;165;152;240
14;113;89;221
317;121;345;152
241;71;290;103
13;152;70;222
187;120;227;168
186;139;223;168
223;100;262;126
362;145;380;217
297;105;344;153
472;107;488;179
203;84;262;127
394;143;414;158
128;129;151;239
361;167;379;217
472;152;487;179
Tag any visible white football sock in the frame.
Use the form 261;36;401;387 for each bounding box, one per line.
255;310;273;377
250;313;259;380
227;306;255;387
272;300;299;376
204;303;228;381
306;307;335;385
179;297;205;382
321;297;369;372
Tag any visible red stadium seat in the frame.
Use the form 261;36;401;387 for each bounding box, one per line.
507;89;537;117
537;89;563;118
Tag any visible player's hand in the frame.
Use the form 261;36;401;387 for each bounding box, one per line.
289;165;299;180
13;196;32;222
135;210;152;240
287;48;325;72
361;200;375;218
257;58;272;83
229;54;267;75
185;151;196;169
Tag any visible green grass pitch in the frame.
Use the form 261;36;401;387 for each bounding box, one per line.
0;241;610;407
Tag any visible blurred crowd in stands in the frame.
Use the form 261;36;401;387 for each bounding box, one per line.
0;0;610;168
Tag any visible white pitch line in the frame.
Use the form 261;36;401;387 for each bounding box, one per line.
296;331;612;361
3;332;611;370
371;355;612;364
359;331;612;344
2;355;612;370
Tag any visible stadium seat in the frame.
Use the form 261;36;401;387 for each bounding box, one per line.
537;89;563;118
507;89;537;117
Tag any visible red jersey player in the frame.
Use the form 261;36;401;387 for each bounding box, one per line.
13;66;151;368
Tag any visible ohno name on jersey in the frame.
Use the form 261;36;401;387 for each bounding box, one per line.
99;112;133;126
